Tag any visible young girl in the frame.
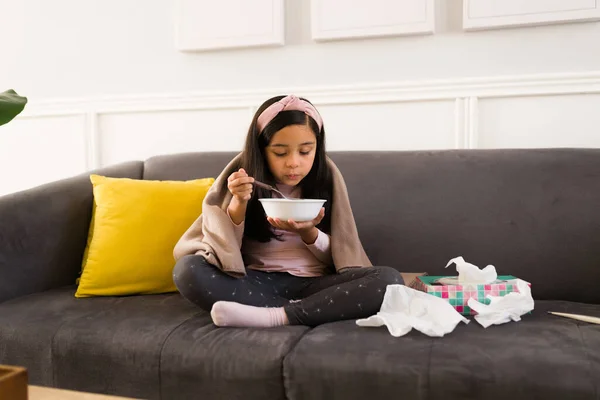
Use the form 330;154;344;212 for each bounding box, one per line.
173;94;403;328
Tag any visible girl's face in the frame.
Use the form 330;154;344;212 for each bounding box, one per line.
265;124;317;186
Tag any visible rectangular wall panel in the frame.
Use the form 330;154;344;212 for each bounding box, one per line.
97;108;250;167
464;0;600;30
312;0;435;41
318;100;456;151
0;115;87;196
175;0;285;51
478;94;600;148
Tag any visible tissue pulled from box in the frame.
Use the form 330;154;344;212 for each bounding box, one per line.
356;284;469;337
445;256;497;285
468;279;534;328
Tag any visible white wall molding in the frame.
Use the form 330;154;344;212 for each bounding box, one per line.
454;98;466;149
84;112;100;170
311;0;435;41
464;0;600;31
6;71;600;195
21;71;600;118
14;70;600;172
454;97;478;149
466;97;478;149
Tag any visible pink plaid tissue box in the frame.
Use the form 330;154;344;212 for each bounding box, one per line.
413;275;529;316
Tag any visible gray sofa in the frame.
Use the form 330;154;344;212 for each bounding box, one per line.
0;149;599;400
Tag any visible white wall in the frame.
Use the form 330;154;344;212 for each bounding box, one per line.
1;0;600;195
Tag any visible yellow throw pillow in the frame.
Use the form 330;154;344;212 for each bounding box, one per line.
75;174;214;298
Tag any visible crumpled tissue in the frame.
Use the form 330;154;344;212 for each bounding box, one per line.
445;256;497;284
468;279;534;328
356;284;469;337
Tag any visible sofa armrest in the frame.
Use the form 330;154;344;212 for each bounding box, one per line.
0;161;143;303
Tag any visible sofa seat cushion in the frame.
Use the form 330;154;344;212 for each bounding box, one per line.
159;318;308;400
0;286;203;399
0;286;310;400
284;300;600;400
0;286;122;386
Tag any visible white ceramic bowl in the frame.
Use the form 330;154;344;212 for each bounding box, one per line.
259;198;327;222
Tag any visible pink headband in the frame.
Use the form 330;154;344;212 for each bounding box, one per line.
256;95;323;133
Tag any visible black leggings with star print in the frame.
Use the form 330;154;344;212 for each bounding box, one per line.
173;255;404;327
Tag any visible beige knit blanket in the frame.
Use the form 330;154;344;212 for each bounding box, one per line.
173;153;372;277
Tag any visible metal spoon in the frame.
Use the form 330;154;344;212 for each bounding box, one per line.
253;180;292;200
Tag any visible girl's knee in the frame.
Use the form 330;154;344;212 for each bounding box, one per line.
173;255;194;277
374;266;404;285
172;255;212;291
172;255;217;311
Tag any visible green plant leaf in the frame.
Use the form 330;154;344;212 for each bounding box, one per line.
0;89;28;126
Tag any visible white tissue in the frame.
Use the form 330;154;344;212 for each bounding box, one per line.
468;279;534;328
445;256;497;285
356;284;469;337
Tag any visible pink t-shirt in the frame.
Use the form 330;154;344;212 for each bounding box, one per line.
228;184;332;277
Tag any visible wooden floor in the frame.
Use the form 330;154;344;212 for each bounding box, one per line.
29;385;140;400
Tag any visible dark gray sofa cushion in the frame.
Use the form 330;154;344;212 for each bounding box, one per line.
143;151;237;182
0;286;200;399
283;300;600;400
159;318;308;400
0;286;309;400
0;287;122;387
0;161;144;303
51;292;203;399
328;149;600;304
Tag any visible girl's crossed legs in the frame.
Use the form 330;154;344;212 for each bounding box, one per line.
173;255;403;327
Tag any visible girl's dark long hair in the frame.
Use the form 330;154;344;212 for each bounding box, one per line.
241;95;333;243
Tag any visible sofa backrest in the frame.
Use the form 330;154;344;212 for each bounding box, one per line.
144;149;600;304
0;161;144;303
